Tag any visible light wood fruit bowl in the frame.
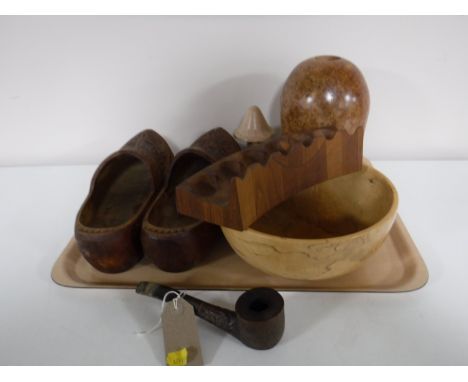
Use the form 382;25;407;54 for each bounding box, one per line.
221;164;398;280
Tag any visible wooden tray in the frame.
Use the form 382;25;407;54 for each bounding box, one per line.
52;215;428;292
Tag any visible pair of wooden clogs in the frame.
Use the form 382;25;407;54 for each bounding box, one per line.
74;128;240;274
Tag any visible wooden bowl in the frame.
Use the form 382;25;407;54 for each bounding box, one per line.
221;164;398;280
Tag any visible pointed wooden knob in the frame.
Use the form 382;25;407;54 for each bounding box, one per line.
234;106;273;143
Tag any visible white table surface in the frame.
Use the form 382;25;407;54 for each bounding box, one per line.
1;161;467;365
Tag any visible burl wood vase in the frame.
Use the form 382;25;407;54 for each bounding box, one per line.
175;56;370;231
281;55;370;135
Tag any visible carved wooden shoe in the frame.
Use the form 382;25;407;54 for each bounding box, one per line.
141;127;240;272
75;130;174;273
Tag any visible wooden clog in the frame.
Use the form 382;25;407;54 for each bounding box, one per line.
75;130;174;273
141;127;240;272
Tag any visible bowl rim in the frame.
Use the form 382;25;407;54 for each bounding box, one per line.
222;164;399;244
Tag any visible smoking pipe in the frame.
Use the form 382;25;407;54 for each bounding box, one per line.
136;282;285;350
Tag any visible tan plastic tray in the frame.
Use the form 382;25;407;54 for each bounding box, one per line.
51;215;428;292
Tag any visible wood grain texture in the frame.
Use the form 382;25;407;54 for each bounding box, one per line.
281;55;369;136
74;129;174;273
222;164;398;281
137;283;285;350
234;105;273;143
51;215;428;292
140;127;240;273
175;127;364;231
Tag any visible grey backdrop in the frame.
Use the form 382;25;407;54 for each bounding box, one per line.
1;16;467;165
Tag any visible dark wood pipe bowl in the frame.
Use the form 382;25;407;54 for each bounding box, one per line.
136;283;285;350
235;288;285;350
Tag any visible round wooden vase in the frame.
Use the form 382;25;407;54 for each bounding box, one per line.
281;55;370;135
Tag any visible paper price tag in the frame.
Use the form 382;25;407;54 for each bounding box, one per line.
161;299;203;366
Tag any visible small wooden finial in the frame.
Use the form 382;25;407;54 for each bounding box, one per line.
234;106;273;144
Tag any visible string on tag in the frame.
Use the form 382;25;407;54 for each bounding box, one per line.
135;290;186;336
